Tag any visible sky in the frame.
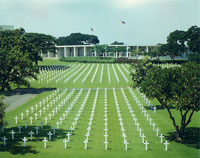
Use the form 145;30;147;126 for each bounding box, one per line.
0;0;199;45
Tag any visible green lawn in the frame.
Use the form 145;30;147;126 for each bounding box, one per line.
0;59;199;158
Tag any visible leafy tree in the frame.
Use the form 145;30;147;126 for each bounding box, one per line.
131;47;142;59
0;96;6;126
57;33;99;45
0;29;38;91
110;41;124;45
91;44;108;56
131;60;200;140
185;25;200;54
24;33;57;65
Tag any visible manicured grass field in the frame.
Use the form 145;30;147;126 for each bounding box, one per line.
0;59;199;158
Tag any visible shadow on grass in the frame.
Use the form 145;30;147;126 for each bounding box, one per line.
166;127;200;149
0;125;68;155
144;105;176;111
0;88;57;96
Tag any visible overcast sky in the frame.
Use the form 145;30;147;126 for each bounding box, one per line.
0;0;199;45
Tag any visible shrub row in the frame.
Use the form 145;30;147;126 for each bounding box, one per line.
59;57;188;64
59;57;115;63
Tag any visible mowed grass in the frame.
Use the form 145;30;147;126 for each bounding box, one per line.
30;59;131;89
0;59;199;158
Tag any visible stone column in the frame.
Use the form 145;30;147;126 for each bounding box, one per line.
64;47;67;57
146;46;149;53
126;46;129;58
73;47;76;57
84;46;86;56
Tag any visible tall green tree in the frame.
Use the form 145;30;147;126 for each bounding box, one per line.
131;60;200;140
57;33;99;45
185;25;200;54
0;96;6;126
131;47;142;59
24;33;57;65
0;29;38;91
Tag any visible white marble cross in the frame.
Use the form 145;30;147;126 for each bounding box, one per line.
153;106;157;113
43;106;46;113
26;109;29;116
56;121;59;129
63;138;68;149
159;134;164;143
11;130;15;139
85;132;90;140
52;127;56;135
18;126;22;133
52;109;55;116
34;113;38;120
44;117;48;125
152;122;156;131
141;133;146;143
35;104;38;110
155;128;159;136
163;141;169;151
124;140;129;151
104;140;109;150
144;140;149;151
48;131;52;141
35;126;39;135
29;116;33;125
40;121;44;129
66;132;71;142
30;106;34;113
20;112;24;120
15;116;18;124
25;120;27;129
83;139;88;149
23;137;28;147
43;137;48;148
2;136;7;146
139;128;143;137
39;109;42;116
29;131;34;140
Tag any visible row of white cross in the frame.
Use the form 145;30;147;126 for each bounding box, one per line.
63;88;91;149
128;88;169;151
83;89;99;149
113;88;129;151
104;88;109;150
100;65;104;83
82;64;95;83
2;88;169;150
112;64;119;83
73;64;90;83
33;63;129;85
91;64;99;83
107;64;111;83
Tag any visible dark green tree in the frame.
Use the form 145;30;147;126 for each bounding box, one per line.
185;25;200;54
131;60;200;140
0;96;6;126
24;33;57;65
57;33;99;45
0;29;38;91
131;47;142;59
110;41;124;45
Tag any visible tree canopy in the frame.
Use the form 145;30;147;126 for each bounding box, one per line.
160;25;200;60
57;33;99;45
131;60;200;140
24;33;57;65
0;28;38;91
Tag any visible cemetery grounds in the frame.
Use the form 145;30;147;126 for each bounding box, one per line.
0;59;199;158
